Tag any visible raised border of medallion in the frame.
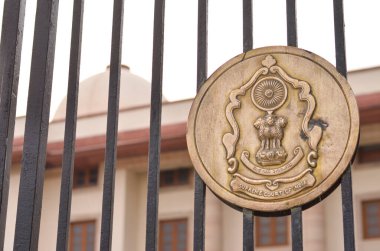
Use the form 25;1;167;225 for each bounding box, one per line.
186;46;360;212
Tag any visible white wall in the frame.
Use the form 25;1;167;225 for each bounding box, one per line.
4;165;20;250
39;169;61;251
352;163;380;251
5;153;380;251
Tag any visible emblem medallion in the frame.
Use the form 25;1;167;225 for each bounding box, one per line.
187;46;359;211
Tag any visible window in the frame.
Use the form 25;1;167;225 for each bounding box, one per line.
358;145;380;163
256;216;288;247
73;166;98;188
362;200;380;239
160;168;191;187
159;219;187;251
70;221;95;251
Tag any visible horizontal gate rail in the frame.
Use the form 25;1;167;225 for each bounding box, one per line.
333;0;356;250
193;0;208;251
0;0;26;248
13;0;60;249
145;0;165;250
100;0;124;249
56;0;84;250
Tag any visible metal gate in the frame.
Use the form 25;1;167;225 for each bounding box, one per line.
0;0;355;250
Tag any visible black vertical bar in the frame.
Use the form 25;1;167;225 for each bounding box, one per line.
56;0;84;250
286;1;303;251
340;167;356;251
193;1;207;251
99;0;124;249
243;0;253;52
144;0;165;250
193;175;206;251
196;0;208;92
0;0;26;248
333;1;355;251
286;0;298;47
333;0;347;78
242;1;254;250
13;0;60;249
243;209;254;251
291;207;303;251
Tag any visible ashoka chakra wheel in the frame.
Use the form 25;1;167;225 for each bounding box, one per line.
251;77;287;111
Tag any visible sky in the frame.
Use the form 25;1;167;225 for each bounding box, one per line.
1;0;379;117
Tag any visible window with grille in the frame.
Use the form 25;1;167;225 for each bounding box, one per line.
255;216;289;247
362;199;380;239
70;221;96;251
159;219;187;251
73;166;99;188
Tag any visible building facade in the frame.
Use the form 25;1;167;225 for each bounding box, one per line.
5;66;380;250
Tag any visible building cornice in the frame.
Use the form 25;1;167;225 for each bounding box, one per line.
10;92;380;167
12;122;187;167
356;92;380;125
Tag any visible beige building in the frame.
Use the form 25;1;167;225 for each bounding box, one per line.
4;65;380;250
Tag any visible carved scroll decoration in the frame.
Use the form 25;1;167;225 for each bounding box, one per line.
222;67;269;173
222;55;325;200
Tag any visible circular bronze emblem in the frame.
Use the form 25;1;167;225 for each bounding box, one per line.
187;46;359;212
